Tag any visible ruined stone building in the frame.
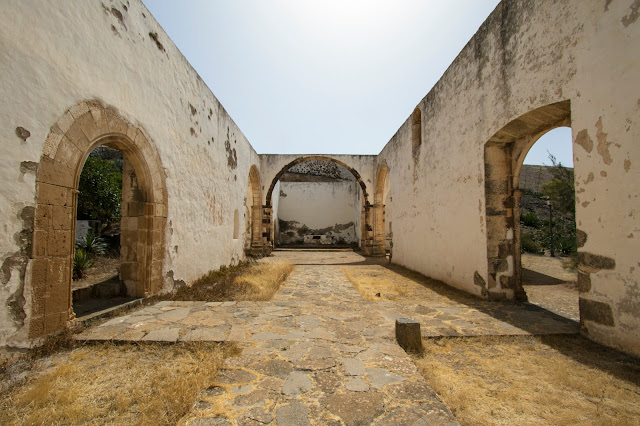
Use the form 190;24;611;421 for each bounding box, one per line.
1;0;639;356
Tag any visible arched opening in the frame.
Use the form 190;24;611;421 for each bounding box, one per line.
265;156;371;253
411;108;422;151
373;163;392;257
482;100;572;302
244;165;262;254
71;146;133;317
29;100;167;338
517;127;577;319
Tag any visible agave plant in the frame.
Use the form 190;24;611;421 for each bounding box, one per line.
75;231;107;256
73;248;95;279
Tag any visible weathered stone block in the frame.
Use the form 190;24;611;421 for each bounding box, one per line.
32;230;48;258
106;110;128;134
37;156;74;188
577;271;591;293
29;258;48;288
578;252;616;272
473;271;487;289
65;120;92;152
75;111;101;143
499;274;514;289
44;284;69;317
579;298;615;327
31;294;46;317
47;230;71;257
88;103;110;135
51;206;73;230
53;136;82;168
47;257;68;285
44;312;65;334
395;318;423;354
28;315;45;338
37;183;70;206
35;205;52;230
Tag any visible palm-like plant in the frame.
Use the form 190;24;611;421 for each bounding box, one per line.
73;248;95;279
75;231;107;256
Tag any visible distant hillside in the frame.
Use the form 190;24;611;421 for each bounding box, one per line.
519;164;573;193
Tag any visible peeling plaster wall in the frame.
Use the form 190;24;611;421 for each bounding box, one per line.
377;0;640;354
1;0;639;356
0;0;259;349
277;181;358;245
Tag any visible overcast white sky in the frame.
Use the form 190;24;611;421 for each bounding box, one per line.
142;0;573;166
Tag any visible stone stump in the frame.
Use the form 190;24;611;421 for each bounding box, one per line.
395;318;423;354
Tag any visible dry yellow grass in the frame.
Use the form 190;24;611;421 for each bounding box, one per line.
233;261;294;301
342;268;420;301
414;335;640;425
171;260;294;302
0;342;235;425
342;265;477;303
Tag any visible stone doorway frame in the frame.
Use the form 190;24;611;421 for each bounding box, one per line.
245;165;264;255
482;100;571;301
372;163;391;256
29;100;167;338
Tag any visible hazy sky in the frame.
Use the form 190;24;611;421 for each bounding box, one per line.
142;1;573;166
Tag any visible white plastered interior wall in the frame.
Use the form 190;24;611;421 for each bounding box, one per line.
277;181;358;243
0;0;638;356
376;0;640;354
0;0;260;348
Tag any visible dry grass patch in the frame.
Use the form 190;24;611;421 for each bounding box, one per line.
342;265;478;303
233;261;295;300
414;335;640;425
170;260;293;302
0;342;236;425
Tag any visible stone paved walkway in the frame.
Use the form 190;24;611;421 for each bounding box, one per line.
77;250;579;425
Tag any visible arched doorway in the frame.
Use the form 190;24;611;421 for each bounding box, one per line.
245;165;263;255
373;163;392;256
482;100;571;301
29;100;167;338
517;127;577;319
264;156;372;254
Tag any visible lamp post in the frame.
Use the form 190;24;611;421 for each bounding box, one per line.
546;198;555;257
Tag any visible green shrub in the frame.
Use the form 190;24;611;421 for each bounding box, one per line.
521;211;541;229
77;157;122;225
550;220;577;255
521;232;544;254
73;248;95;279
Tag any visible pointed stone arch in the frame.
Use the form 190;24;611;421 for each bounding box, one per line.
29;100;167;338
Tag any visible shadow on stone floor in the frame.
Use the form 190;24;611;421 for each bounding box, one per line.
522;268;566;285
362;256;579;337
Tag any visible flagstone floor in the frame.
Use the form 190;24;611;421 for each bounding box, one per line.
77;250;578;425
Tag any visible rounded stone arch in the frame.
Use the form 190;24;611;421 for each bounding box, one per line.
482;100;571;301
29;100;167;338
245;165;263;253
372;163;391;255
265;155;370;207
264;155;374;254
